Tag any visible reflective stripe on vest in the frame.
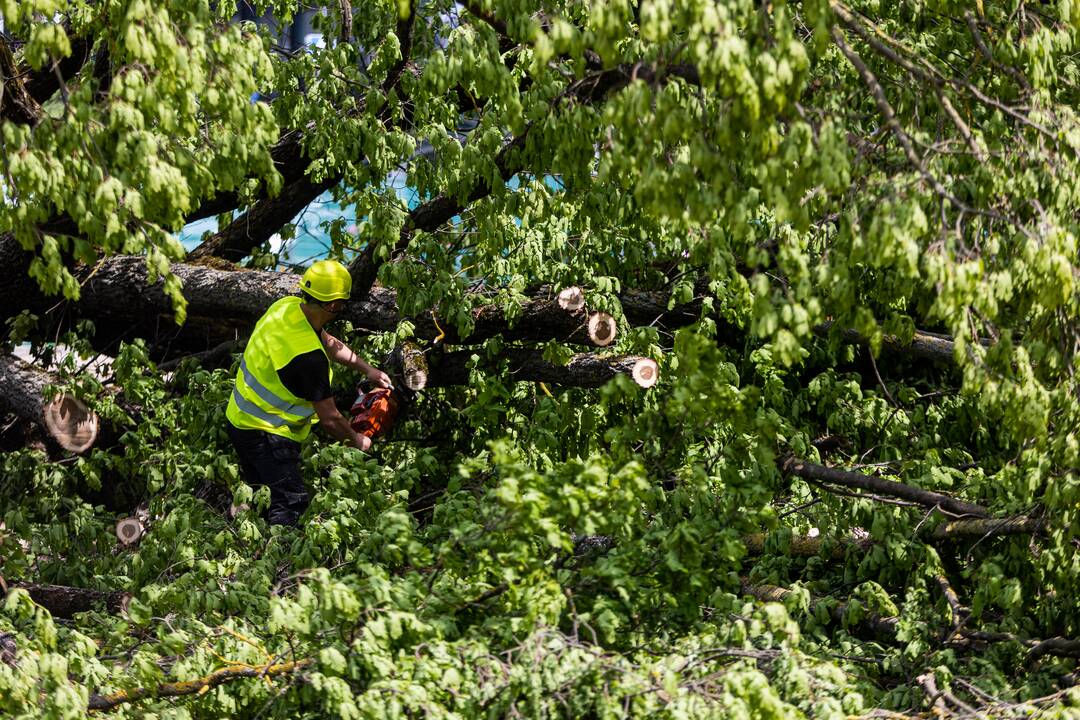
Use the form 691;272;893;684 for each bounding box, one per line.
239;358;315;419
231;387;307;431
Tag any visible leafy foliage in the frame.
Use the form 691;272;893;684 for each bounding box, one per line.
2;0;1080;718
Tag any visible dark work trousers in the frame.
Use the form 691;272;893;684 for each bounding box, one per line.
226;422;310;526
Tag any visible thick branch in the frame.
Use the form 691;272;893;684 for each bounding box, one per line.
188;174;337;262
35;260;630;355
931;515;1041;540
185;130;309;224
23;24;94;107
87;659;313;711
817;322;960;364
422;349;657;389
9;583;127;618
781;456;990;518
382;0;417;94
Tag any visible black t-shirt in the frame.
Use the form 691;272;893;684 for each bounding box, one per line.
278;349;332;403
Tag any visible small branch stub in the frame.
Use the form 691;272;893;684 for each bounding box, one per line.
631;358;658;388
587;312;616;347
43;394;98;454
557;286;585;312
115;518;144;546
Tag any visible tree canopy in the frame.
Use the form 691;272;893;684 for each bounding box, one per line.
2;0;1080;717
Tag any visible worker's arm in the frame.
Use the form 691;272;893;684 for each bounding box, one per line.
312;397;371;452
320;331;392;388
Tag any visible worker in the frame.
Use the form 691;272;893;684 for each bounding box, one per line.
224;259;392;526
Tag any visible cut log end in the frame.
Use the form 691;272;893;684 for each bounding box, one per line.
631;358;658;388
587;313;616;347
404;369;428;391
43;394;99;454
557;286;585;312
115;518;144;546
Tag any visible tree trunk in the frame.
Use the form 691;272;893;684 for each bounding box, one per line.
0;36;42;124
25;258;640;354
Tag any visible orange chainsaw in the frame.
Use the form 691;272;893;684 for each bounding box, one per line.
349;387;400;439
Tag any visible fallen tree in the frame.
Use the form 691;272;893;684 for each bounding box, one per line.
1;231;969;373
22;258;630;353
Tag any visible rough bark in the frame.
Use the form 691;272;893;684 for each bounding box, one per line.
73;257;399;332
0;355;99;453
8;583;128;618
424;349;658;389
1;233;972;370
781;456;990;518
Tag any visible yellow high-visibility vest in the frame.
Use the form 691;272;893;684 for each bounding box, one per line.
226;297;332;441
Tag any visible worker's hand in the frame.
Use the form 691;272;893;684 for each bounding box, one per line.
365;367;393;389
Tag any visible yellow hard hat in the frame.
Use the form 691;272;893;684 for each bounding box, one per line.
300;260;352;302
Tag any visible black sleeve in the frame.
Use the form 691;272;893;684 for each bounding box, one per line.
277;350;332;403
